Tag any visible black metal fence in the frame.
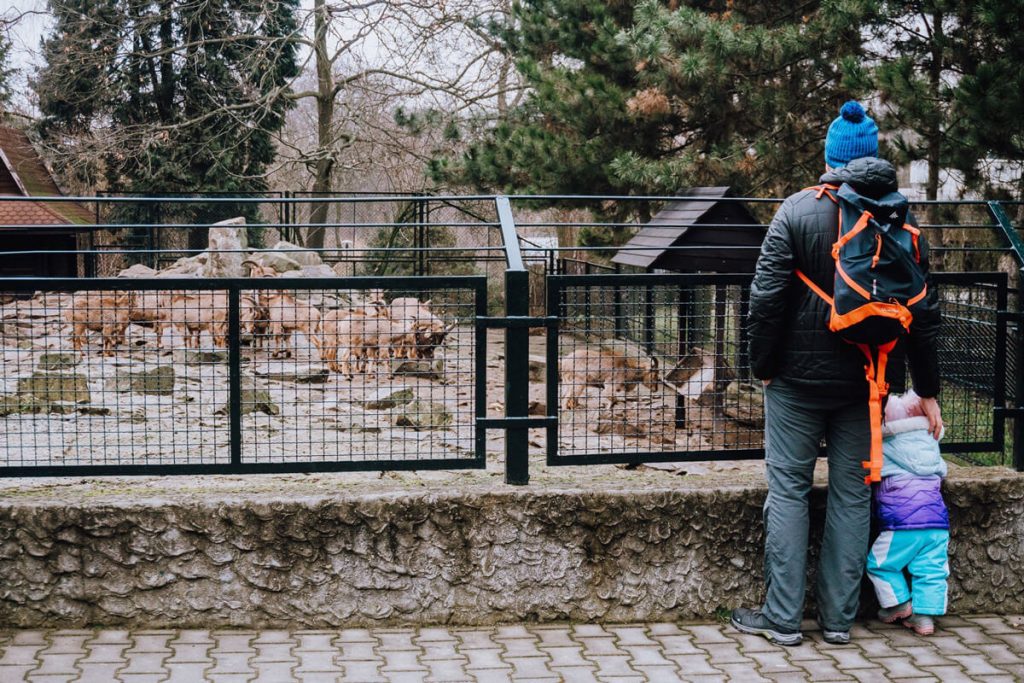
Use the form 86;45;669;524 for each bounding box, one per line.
0;275;487;476
0;192;1021;480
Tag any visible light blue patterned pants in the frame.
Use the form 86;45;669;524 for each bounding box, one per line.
866;528;949;615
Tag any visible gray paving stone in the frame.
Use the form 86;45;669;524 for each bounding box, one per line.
11;633;47;646
543;647;590;668
872;655;930;679
337;660;387;681
699;641;752;665
0;645;47;666
630;666;684;683
845;669;891;683
963;616;1020;634
686;625;732;644
606;627;656;646
714;661;772;682
919;665;979;682
584;655;640;678
29;652;81;676
76;662;125;682
163;661;212;682
532;629;577;648
894;645;955;668
665;653;723;676
550;667;600;683
791;657;856;681
947;652;1012;677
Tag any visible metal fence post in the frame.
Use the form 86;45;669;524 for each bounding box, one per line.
228;286;242;467
496;195;530;485
1015;309;1024;473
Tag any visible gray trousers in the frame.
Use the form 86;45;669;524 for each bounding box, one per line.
761;379;872;632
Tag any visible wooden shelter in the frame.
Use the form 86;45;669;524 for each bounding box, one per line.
612;187;764;273
0;124;93;277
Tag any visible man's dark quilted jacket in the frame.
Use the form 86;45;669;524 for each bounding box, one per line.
746;157;941;398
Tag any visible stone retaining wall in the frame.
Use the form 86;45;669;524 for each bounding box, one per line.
1;471;1022;628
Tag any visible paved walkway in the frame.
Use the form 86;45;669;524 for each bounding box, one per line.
1;615;1022;682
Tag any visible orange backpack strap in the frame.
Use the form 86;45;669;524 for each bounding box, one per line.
856;340;898;485
802;183;839;204
795;269;833;306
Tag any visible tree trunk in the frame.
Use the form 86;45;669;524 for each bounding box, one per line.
305;0;335;251
926;9;945;269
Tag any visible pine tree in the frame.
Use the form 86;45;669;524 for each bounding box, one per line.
432;0;872;205
0;34;13;111
34;0;299;231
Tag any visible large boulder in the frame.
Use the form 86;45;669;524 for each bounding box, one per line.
215;378;279;417
117;263;159;279
245;251;302;274
201;217;248;278
270;240;323;267
17;371;91;403
107;366;176;396
393;401;453;430
364;388;414;410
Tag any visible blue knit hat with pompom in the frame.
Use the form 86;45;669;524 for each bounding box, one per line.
824;101;878;168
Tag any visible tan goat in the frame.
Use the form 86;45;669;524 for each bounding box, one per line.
560;347;661;409
66;290;136;356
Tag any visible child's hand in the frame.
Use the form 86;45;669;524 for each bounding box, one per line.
920;396;943;439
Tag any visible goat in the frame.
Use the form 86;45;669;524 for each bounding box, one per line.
66;290;136;356
560;347;660;410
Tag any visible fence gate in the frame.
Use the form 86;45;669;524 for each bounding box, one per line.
0;275;488;476
545;271;1015;469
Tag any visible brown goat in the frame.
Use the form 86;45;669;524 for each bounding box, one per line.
560;347;660;409
66;290;136;356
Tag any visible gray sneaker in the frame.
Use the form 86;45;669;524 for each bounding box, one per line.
730;607;803;646
878;600;913;624
821;628;850;645
904;614;936;636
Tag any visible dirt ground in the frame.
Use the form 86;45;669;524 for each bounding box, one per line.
1;293;767;484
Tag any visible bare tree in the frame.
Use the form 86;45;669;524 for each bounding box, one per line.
275;0;522;248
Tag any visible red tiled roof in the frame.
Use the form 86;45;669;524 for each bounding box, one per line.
0;124;93;227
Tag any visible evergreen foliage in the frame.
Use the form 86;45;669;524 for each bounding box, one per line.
432;0;872;203
34;0;299;218
0;35;13;110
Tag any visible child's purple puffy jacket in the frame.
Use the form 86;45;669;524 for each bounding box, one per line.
874;474;948;530
873;414;949;531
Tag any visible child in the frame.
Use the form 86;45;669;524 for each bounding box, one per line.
865;390;949;636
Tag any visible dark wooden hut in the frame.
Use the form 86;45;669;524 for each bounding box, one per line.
612;187;764;273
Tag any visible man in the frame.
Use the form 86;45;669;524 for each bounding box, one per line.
731;101;942;646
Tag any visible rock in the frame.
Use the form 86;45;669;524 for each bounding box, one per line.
392;359;444;380
245;251;301;274
77;406;112;416
296;264;337;279
17;372;90;403
173;349;228;365
215;379;279;417
117;263;159;278
364;388;415;410
38;353;80;371
255;367;329;384
157;256;203;278
0;395;74;416
201;217;248;278
722;381;764;426
529;355;546;382
393;401;453;430
271;240;323;267
107;366;176;396
528;400;546;416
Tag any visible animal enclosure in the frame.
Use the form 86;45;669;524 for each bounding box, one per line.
0;193;1021;479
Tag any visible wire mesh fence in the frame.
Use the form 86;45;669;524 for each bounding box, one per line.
0;192;1021;478
546;272;1013;467
0;277;486;474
